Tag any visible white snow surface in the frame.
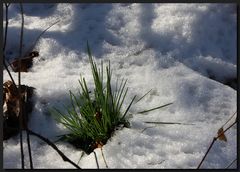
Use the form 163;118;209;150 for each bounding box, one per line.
3;3;237;169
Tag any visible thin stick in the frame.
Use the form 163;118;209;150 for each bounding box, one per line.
26;129;81;169
18;3;24;169
216;120;236;140
101;148;108;168
93;151;99;169
25;20;60;54
6;58;15;71
197;120;237;169
225;158;237;169
222;111;237;128
18;4;34;169
197;137;216;169
26;127;33;168
3;3;17;86
3;59;17;87
3;3;10;53
24;89;33;169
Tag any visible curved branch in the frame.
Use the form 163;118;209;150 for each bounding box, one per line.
26;129;81;169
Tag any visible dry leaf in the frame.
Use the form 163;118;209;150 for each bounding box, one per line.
10;51;39;72
3;80;35;140
217;127;227;142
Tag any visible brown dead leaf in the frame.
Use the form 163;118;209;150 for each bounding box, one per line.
217;127;227;142
10;51;39;72
3;80;35;140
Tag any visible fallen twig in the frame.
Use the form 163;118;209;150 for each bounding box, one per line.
26;129;81;169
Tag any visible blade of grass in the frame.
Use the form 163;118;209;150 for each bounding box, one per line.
137;102;173;114
121;95;137;120
144;121;195;125
135;89;152;104
77;152;85;165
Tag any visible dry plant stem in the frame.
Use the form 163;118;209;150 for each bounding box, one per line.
101;148;108;168
3;3;17;87
26;127;33;168
18;3;24;169
24;91;33;169
225;158;237;169
216;120;236;140
93;151;99;169
26;129;81;169
18;4;33;168
222;111;236;128
197;137;216;169
3;3;10;53
197;120;237;169
3;59;17;87
25;20;60;54
6;58;15;71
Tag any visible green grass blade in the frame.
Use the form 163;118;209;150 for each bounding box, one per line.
137;102;173;114
135;89;152;104
121;95;137;120
144;121;195;125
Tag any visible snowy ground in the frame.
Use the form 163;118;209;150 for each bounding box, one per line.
3;3;237;169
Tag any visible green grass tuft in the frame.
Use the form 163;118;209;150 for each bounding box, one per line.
52;42;134;153
51;42;173;154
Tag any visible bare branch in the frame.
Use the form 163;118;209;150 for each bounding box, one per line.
26;129;81;169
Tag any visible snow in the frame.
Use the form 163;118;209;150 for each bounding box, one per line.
3;3;237;169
